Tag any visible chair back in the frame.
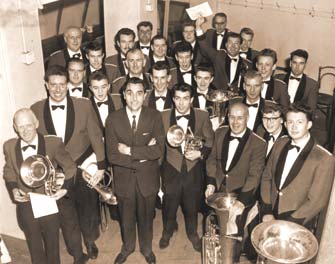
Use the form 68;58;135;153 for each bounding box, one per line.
318;66;335;95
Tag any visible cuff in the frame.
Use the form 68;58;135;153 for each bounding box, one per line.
196;29;204;37
97;159;107;170
206;175;216;186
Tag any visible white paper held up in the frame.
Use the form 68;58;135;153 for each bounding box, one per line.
186;2;213;20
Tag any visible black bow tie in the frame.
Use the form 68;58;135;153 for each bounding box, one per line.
266;134;275;142
22;144;36;151
216;33;224;37
228;135;241;142
289;76;301;82
72;53;81;59
246;103;258;108
181;70;192;75
288;144;300;152
197;93;206;98
229;57;238;62
97;101;108;107
71;87;82;92
263;80;271;85
51;105;65;111
176;114;190;120
155;96;166;101
121;57;126;61
141;46;150;49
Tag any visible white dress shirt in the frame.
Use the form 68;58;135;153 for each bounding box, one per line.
261;78;271;99
68;82;84;97
95;97;109;127
180;67;192;86
176;110;190;153
216;32;225;50
126;106;141;130
68;48;82;59
246;98;260;130
288;74;302;103
155;90;168;112
21;135;38;160
49;97;67;142
197;88;208;110
139;42;150;56
228;56;239;83
266;128;282;156
226;130;246;171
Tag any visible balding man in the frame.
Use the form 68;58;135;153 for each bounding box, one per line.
206;102;266;261
48;26;88;68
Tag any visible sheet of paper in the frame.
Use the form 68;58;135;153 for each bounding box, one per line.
186;2;213;20
29;192;59;218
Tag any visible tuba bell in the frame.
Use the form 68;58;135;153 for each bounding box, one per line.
20;154;65;196
78;162;117;205
251;220;318;264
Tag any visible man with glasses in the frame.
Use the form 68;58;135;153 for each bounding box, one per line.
204;12;229;50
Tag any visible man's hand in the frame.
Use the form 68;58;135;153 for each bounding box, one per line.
148;138;156;146
263;214;275;222
89;169;105;187
231;200;245;215
50;189;67;200
205;184;215;199
12;188;29;203
184;150;201;161
118;143;131;155
195;15;206;30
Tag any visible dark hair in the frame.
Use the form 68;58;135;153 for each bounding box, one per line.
89;71;109;85
257;48;278;64
286;102;313;121
240;27;254;38
152;61;170;75
86;41;103;53
244;69;262;81
125;77;145;91
195;63;214;76
226;32;242;44
262;100;284;117
290;49;309;62
151;34;167;46
45;65;68;82
182;21;196;31
137;21;153;31
171;83;194;98
212;12;227;27
173;41;193;55
114;28;135;44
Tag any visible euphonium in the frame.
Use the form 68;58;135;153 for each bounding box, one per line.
79;162;117;205
166;125;203;152
20;154;65;196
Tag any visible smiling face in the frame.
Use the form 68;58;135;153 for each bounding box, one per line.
175;51;192;71
228;104;248;134
173;90;193;115
240;32;253;52
151;69;171;94
126;50;146;76
138;25;152;45
285;111;312;143
256;55;276;80
262;111;283;135
195;70;213;92
151;38;167;59
68;61;85;85
226;36;241;57
124;83;145;113
46;75;68;102
14;111;39;144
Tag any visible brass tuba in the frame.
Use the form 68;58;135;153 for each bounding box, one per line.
79;162;117;205
251;220;318;264
20;155;65;196
166;125;203;153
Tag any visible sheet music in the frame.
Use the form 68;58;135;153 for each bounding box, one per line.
186;2;213;20
29;192;59;218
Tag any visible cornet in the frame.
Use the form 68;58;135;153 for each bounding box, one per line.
78;162;117;205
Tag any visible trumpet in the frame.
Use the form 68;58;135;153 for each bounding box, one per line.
20;154;65;196
167;125;203;153
78;162;117;205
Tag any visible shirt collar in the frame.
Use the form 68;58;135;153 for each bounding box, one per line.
291;133;310;150
231;129;246;138
180;66;192;73
129;73;143;79
197;88;208;95
21;134;38;148
67;48;81;58
68;82;83;89
90;65;101;72
175;109;190;117
126;106;141;119
153;55;165;62
290;73;303;78
154;89;168;97
49;96;67;106
246;98;260;105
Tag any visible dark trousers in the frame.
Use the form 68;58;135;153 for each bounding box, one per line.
118;182;156;257
17;202;60;264
57;191;84;261
74;172;100;243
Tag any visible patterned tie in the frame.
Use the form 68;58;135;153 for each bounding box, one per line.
131;115;137;135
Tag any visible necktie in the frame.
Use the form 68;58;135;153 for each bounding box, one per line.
176;114;190;120
263;80;271;85
288;144;300;152
246;103;258;108
22;144;36;151
228;135;241;142
141;46;150;50
266;134;275;142
71;87;82;92
72;53;81;59
51;105;65;110
181;70;192;75
97;101;108;107
289;76;301;82
155;96;166;101
131;115;137;135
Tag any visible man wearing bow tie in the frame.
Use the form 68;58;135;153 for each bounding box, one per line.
48;26;88;68
196;16;252;93
85;41;107;83
239;27;259;65
159;83;214;252
31;65;106;260
206;102;266;260
261;103;334;228
203;12;229;51
105;78;165;264
67;58;90;98
174;41;196;87
134;21;153;57
275;49;318;112
256;49;290;109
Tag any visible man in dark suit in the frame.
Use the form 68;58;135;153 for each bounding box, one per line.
134;21;153;57
159;83;214;252
256;49;290;109
67;58;90;98
204;12;229;50
31;65;106;260
196;16;252;93
3;108;86;264
261;103;335;228
145;61;174;111
105;28;135;82
48;26;87;68
275;49;318;112
105;77;164;264
206;102;266;260
239;27;259;65
85;41;107;83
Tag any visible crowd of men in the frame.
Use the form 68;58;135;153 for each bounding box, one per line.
3;11;335;264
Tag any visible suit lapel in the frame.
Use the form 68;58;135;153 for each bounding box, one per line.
253;98;265;132
220;130;230;174
37;134;46;156
294;74;306;102
15;139;23;169
265;78;275;100
193;92;200;108
44;99;57;135
64;96;75;145
90;97;104;131
225;57;231;82
107;95;115;113
64;49;71;66
82;83;90;98
231;58;243;84
227;129;251;172
169;110;182;154
164;90;173;109
148;90;156;109
117;54;126;76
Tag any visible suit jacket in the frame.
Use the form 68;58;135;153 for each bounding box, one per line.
204;28;229;50
275;73;318;112
147;55;176;72
261;136;335;224
105;53;127;83
263;77;290;110
47;48;88;68
90;95;116;132
197;33;252;92
175;65;197;87
171;40;207;68
144;89;174;110
192;85;216;111
105;106;165;198
240;48;259;63
31;96;106;169
207;126;266;206
111;73;153;94
3;134;76;195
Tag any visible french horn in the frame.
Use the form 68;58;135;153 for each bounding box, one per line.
20;154;65;196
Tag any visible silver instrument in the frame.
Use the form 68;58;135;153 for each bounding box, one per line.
79;162;117;205
166;125;203;152
251;220;318;264
202;192;242;264
20;154;65;196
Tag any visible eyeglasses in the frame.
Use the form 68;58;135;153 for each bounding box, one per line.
262;116;282;122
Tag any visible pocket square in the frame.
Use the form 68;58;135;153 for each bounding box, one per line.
142;132;150;136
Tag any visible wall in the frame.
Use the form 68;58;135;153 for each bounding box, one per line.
191;0;335;94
